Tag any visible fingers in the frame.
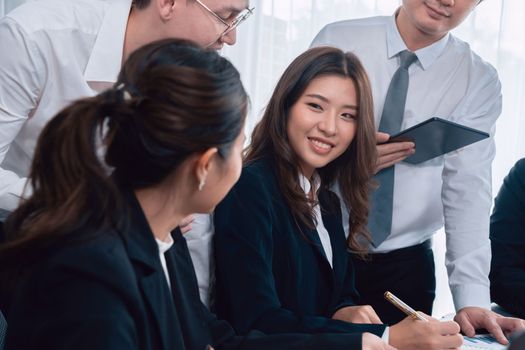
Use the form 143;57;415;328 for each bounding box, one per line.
376;132;390;143
378;144;414;153
180;225;192;234
496;316;525;334
441;333;464;349
377;141;415;156
361;305;383;324
439;320;461;335
375;142;415;173
454;311;476;337
362;332;395;350
369;310;383;324
414;311;434;322
356;305;382;324
483;317;508;345
334;305;384;324
180;214;195;226
432;319;462;348
376;153;409;173
179;214;195;234
357;305;382;324
455;309;511;345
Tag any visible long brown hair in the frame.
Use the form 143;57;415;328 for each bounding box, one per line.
245;46;376;252
0;39;247;266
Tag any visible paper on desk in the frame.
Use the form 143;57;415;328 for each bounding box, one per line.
440;314;507;350
462;334;506;350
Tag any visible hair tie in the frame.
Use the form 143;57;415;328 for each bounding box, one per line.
115;83;132;101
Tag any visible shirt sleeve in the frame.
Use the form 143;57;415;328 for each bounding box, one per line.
0;17;45;209
184;213;215;307
309;24;331;48
441;66;502;311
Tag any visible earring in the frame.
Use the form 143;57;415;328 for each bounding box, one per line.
198;177;206;192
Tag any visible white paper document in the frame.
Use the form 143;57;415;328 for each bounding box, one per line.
462;334;506;350
440;314;507;350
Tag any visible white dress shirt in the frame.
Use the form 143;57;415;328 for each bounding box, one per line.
156;234;175;290
184;213;215;307
312;14;501;311
298;173;333;268
0;0;131;211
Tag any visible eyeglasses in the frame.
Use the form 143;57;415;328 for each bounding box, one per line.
195;0;255;40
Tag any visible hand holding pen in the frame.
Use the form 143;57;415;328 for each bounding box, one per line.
384;291;463;350
384;291;427;322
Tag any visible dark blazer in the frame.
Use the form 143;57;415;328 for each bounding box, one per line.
490;158;525;318
214;158;386;336
2;183;363;350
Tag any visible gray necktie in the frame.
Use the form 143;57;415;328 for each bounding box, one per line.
368;50;418;247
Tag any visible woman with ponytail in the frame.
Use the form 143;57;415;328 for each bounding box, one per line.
0;40;392;350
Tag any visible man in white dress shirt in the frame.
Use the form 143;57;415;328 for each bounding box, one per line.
311;0;525;344
0;0;251;215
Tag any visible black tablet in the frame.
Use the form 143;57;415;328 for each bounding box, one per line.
386;117;489;164
509;331;525;350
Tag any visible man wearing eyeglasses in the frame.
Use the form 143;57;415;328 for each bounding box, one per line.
0;0;253;214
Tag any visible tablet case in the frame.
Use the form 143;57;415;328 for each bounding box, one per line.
387;117;489;164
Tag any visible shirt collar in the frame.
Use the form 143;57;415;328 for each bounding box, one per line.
298;172;320;197
386;9;451;71
84;0;132;83
156;234;175;255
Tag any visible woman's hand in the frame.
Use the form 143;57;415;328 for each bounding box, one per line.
179;214;195;234
332;305;383;324
362;332;397;350
375;132;415;173
389;313;463;350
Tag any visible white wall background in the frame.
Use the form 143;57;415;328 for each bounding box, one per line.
2;0;525;317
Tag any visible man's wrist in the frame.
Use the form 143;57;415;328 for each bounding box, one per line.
452;284;491;311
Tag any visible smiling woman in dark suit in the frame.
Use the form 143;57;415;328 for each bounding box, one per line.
0;40;386;350
213;46;463;350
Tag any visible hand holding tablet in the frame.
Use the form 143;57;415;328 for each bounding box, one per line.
385;117;489;164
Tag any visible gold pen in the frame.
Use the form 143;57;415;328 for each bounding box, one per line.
384;291;428;322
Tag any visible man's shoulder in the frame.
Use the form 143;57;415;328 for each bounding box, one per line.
321;16;389;32
3;0;106;37
317;16;389;38
447;34;498;79
312;16;389;49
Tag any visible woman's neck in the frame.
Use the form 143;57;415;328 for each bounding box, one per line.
134;187;187;242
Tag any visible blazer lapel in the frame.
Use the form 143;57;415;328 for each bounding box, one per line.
319;188;348;287
303;226;330;266
136;270;181;350
164;229;214;350
118;185;182;350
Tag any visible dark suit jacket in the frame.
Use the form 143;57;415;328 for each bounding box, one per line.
2;183;363;350
490;158;525;318
214;158;386;336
